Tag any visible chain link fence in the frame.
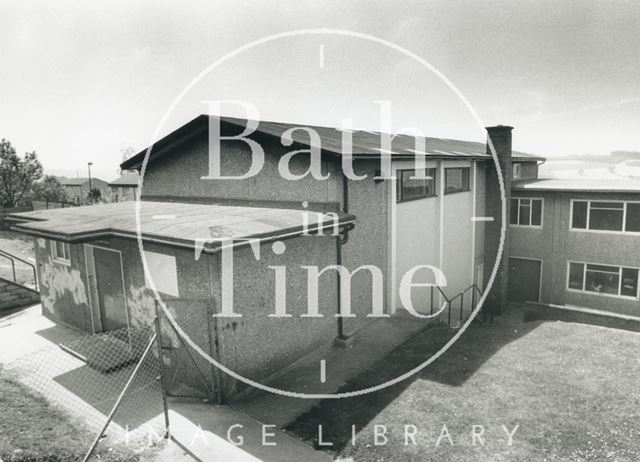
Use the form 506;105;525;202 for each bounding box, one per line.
4;321;169;460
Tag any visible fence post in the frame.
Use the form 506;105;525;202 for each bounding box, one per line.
154;303;171;438
82;331;158;462
156;299;216;400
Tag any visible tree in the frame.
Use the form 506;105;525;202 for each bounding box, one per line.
120;146;136;174
87;188;102;203
0;139;43;208
31;175;68;203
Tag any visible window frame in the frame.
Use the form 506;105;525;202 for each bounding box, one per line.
51;240;71;265
513;163;522;180
565;260;640;300
510;197;544;228
570;199;640;234
396;168;437;203
443;167;470;195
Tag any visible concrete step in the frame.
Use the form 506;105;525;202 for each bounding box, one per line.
0;276;40;312
168;398;331;462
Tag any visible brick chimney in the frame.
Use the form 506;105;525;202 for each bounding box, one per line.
483;125;513;315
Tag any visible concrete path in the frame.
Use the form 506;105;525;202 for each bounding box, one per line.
231;310;434;428
0;305;196;462
169;398;331;462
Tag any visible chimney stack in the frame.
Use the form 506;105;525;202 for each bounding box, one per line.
483;125;514;315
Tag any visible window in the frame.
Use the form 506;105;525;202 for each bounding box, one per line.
510;198;543;227
567;261;639;298
626;203;640;232
51;241;71;264
396;168;436;203
571;200;640;233
444;167;470;194
513;163;522;179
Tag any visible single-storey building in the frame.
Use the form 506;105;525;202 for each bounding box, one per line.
108;172;139;202
62;177;109;205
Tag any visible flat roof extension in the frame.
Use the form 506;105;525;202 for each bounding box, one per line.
513;178;640;193
8;201;355;252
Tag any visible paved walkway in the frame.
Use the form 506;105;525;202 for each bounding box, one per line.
232;310;435;427
169;398;331;462
0;305;194;462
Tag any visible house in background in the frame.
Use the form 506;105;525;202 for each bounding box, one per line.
108;172;139;202
61;177;109;205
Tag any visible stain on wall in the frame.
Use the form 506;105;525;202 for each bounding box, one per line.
34;238;91;331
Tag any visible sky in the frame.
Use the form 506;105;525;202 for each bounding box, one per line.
1;0;639;180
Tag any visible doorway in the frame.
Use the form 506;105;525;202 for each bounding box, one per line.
508;257;542;303
85;245;129;332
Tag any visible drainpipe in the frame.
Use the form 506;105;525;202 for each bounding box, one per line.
335;172;351;344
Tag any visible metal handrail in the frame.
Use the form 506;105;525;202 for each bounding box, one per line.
0;248;38;290
430;283;483;328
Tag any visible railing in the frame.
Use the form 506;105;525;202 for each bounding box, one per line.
0;248;38;290
430;283;484;328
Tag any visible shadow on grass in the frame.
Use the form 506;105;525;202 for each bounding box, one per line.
285;319;541;453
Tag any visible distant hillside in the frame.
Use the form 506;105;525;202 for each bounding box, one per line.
540;151;640;180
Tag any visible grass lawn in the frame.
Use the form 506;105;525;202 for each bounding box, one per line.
0;230;37;286
286;319;640;461
0;371;137;462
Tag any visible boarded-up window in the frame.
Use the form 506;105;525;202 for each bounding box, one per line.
143;251;179;297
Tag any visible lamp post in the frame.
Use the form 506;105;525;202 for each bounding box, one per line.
87;162;93;204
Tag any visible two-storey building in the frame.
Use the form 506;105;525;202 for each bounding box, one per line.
508;178;640;317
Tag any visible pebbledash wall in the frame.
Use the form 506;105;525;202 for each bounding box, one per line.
509;190;640;316
140;130;486;325
33;231;338;401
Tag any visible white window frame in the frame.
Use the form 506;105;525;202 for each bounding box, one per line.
510;197;544;229
51;240;71;265
565;260;640;300
570;199;640;235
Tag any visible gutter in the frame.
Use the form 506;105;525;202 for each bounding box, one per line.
9;219;357;255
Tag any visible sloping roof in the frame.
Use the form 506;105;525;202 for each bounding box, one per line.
109;172;140;186
62;177;108;186
61;178;90;186
513;178;640;193
8;201;355;252
120;115;544;170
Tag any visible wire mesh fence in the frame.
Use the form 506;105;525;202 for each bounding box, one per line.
3;322;169;460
